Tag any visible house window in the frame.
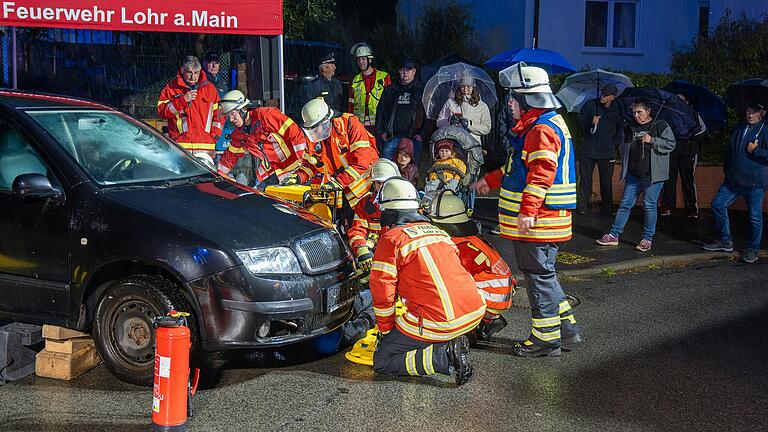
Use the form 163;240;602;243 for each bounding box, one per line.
584;0;638;49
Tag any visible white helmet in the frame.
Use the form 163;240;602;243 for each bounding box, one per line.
301;98;334;142
370;158;400;182
499;62;562;109
377;177;419;211
350;42;374;59
428;189;469;224
219;90;250;115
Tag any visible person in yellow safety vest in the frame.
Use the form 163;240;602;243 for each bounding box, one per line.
348;42;392;138
282;99;379;209
426;189;516;341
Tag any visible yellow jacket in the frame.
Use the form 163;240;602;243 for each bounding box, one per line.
429;157;467;181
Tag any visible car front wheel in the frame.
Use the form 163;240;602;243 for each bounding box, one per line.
93;275;196;386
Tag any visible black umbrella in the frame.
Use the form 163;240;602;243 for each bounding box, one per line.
619;87;700;140
662;80;727;132
724;78;768;112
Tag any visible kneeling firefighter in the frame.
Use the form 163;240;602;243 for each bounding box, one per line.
370;177;486;386
427;190;516;341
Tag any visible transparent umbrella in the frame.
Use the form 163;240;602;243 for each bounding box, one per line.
556;69;634;113
422;62;498;119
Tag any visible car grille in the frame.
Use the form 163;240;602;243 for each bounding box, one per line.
293;230;348;274
304;303;353;332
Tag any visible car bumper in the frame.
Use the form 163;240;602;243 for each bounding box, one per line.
189;263;359;351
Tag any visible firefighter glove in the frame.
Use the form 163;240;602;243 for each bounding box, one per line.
320;178;342;191
281;173;301;186
356;246;373;271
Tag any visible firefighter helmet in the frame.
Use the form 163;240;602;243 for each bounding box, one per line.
427;189;469;224
301;98;333;128
350;42;374;59
219;90;250;115
377;177;419;210
370;158;400;182
499;62;561;109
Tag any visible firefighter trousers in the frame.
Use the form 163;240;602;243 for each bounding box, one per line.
512;241;575;347
373;328;452;377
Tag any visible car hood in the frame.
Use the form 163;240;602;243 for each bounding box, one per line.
103;179;334;250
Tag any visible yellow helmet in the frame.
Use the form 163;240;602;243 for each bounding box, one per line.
370;158;400;182
377;177;419;211
219;90;250;115
428;189;469;224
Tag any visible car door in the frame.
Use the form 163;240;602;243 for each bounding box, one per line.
0;119;72;319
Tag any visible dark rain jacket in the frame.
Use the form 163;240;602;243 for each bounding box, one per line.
578;98;625;159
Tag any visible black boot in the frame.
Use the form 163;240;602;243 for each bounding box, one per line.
446;335;472;386
511;339;561;357
476;316;508;341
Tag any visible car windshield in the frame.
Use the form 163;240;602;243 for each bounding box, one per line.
26;110;211;185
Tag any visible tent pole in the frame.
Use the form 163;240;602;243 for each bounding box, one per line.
277;34;285;112
11;26;17;89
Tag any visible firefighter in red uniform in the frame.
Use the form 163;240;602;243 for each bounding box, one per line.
157;56;222;159
370;177;486;386
216;90;308;185
283;98;379;208
427;189;515;340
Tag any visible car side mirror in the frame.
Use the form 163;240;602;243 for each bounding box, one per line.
12;173;64;202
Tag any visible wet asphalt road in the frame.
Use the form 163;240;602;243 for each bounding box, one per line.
2;258;767;432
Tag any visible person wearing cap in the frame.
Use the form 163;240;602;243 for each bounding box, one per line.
217;90;308;185
473;62;582;357
370;177;485;385
428;139;467;183
157;55;222;159
436;75;492;145
302;52;344;113
202;52;228;97
283;98;379;208
426;189;515;341
375;59;427;165
576;83;626;216
349;42;391;137
703;104;768;264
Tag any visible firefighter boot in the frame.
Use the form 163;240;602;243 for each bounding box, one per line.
511;339;561;357
446;335;472;386
476;316;508;341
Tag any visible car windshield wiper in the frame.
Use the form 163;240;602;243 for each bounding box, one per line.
162;173;216;187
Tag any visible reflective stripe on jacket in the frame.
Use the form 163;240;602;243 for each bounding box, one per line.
370;222;486;343
348;194;383;255
451;235;514;313
350;69;390;126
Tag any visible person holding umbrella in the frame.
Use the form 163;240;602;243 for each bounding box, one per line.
596;99;676;252
436;76;492;144
702;103;768;263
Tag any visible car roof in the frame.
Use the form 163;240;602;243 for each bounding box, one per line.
0;89;114;111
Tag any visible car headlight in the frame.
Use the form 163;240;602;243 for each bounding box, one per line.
236;247;302;275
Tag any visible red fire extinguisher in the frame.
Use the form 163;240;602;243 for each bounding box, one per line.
151;311;200;432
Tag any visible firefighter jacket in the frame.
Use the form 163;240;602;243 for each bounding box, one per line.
157;71;222;156
451;235;514;313
350;68;391;126
348;193;382;256
483;108;577;242
218;108;308;182
370;222;487;343
295;113;379;206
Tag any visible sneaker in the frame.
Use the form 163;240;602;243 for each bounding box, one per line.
660;207;671;217
595;233;619;246
702;240;734;253
446;336;472;385
635;239;652;252
741;249;759;263
489;225;501;235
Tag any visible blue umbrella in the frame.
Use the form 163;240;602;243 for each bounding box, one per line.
485;48;577;75
662;80;727;133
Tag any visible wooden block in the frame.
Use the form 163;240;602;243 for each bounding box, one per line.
41;325;89;341
35;344;101;380
45;337;94;354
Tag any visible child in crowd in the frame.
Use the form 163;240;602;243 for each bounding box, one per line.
428;139;466;183
395;138;419;187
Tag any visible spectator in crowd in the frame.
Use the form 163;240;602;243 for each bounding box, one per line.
395;138;419;187
660;93;707;219
375;59;426;165
349;42;391;138
302;52;344;114
596;100;676;252
436;77;492;145
202;52;228;96
157;55;222;159
703;104;768;263
577;84;625;216
428;139;466;183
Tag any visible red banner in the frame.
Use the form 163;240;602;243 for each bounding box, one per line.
0;0;282;35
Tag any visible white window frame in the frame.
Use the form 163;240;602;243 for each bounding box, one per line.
583;0;642;55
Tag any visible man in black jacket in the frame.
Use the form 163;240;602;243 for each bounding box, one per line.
302;52;344;113
375;59;427;165
577;84;626;216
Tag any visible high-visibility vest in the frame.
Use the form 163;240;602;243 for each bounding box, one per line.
350;69;389;126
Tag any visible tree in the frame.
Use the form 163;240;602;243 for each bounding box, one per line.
284;0;337;39
414;0;483;65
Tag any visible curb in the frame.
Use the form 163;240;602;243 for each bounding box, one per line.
558;251;735;277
